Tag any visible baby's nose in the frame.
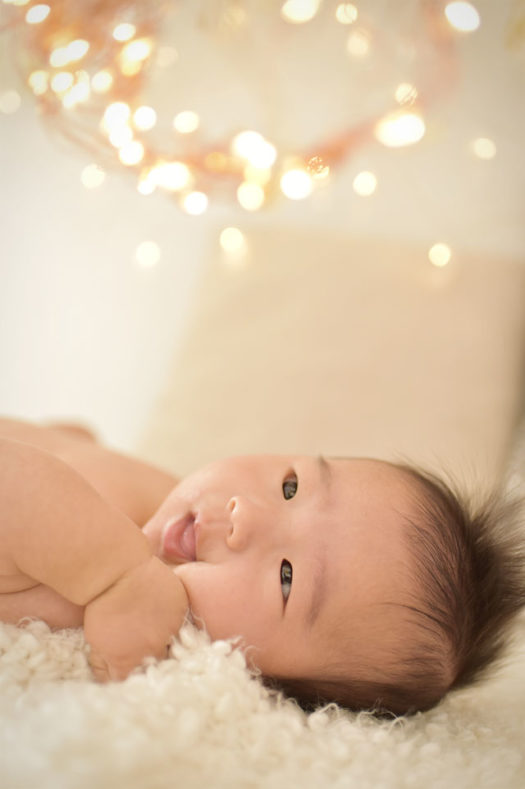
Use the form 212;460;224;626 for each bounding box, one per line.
226;496;254;551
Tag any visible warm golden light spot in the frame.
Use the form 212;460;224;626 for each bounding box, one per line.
346;29;371;57
353;171;377;196
62;79;90;108
137;172;156;195
25;4;50;23
135;241;161;268
91;70;114;93
470;137;497;160
81;164;106;189
336;3;358;24
231;131;277;168
395;82;418;105
444;2;480;32
251;141;277;168
152;162;192;191
119;60;142;77
428;243;452;267
103;101;131;129
220;227;247;255
183;192;208;215
133;105;157;131
374;111;426;147
28;70;49;95
121;38;152;63
118;140;145;165
49;47;70;68
281;0;320;24
107;124;132;147
231;130;262;156
50;72;74;93
0;89;21;114
66;39;90;62
173;110;200;133
280;169;313;200
113;23;136;42
237;182;265;211
307;156;330;179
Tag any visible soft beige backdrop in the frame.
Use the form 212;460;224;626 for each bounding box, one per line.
140;227;525;486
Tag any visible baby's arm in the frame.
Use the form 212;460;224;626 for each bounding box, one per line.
0;437;188;680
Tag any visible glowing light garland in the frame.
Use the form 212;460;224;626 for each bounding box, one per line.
1;0;478;214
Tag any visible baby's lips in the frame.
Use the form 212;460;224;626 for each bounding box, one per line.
161;512;197;562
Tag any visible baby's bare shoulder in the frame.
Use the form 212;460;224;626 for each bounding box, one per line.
0;418;178;526
0;438;72;601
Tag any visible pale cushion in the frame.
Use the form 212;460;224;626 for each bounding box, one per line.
140;227;525;486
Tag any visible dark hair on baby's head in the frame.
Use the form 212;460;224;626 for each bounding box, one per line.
398;466;525;707
266;465;525;717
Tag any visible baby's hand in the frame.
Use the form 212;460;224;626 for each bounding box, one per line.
83;556;189;682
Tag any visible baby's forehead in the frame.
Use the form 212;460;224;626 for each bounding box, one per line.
327;456;421;510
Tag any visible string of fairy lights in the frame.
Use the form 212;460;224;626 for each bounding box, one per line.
0;0;508;267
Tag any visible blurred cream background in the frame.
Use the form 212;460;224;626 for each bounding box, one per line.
0;0;524;480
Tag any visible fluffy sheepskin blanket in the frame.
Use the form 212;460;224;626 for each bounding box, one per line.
1;615;525;789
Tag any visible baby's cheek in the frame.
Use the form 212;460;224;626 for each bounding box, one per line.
173;563;219;627
173;563;244;641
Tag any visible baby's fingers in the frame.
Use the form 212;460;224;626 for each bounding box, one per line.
88;649;133;682
88;650;111;683
88;644;171;683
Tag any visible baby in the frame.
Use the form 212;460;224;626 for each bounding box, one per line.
1;417;524;716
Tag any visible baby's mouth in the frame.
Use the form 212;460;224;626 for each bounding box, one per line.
161;512;197;563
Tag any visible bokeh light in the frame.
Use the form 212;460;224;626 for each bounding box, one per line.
346;29;371;57
91;70;114;93
183;191;208;215
220;227;247;255
470;137;496;160
135;240;161;267
113;23;136;41
374;111;426;147
444;2;481;32
237;182;265;211
133;105;157;131
81;163;106;188
25;4;50;24
118;140;145;165
336;4;358;24
173;110;200;134
428;243;452;267
353;171;377;196
281;0;321;24
280;169;313;199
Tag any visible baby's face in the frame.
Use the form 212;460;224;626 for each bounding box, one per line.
143;455;418;681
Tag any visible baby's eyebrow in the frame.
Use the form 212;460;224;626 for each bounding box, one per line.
316;454;332;490
302;456;331;628
305;551;327;629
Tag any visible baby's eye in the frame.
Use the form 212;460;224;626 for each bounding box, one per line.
280;559;293;603
282;472;298;500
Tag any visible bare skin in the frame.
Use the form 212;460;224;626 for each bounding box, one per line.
0;418;186;680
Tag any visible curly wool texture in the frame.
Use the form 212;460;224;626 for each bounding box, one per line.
1;617;525;789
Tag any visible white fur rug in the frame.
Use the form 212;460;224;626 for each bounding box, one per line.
1;615;524;789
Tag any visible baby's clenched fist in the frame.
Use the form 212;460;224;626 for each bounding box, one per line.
83;556;189;681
